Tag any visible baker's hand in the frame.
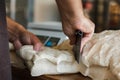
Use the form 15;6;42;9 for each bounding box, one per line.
9;29;43;51
7;17;43;51
62;16;95;50
56;0;95;51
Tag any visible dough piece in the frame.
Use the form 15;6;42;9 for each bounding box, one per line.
10;51;25;69
80;30;120;80
9;43;25;69
9;42;14;50
18;30;120;80
19;45;79;76
31;59;58;76
54;30;120;80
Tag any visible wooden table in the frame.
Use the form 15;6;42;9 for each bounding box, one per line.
12;67;92;80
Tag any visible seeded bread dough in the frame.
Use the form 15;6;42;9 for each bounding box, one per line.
18;30;120;80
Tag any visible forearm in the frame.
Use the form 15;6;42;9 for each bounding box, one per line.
56;0;84;20
7;17;26;34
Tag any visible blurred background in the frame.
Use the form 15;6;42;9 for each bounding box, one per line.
5;0;120;46
5;0;120;32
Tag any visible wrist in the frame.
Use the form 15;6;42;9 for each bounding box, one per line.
56;0;84;21
62;10;84;19
61;12;85;25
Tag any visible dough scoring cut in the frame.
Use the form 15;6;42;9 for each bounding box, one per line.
17;30;120;80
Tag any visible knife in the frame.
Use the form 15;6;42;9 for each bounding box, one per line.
73;30;83;63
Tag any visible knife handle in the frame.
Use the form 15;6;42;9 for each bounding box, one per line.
75;30;83;44
75;30;83;38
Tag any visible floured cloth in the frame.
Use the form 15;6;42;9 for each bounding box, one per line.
10;30;120;80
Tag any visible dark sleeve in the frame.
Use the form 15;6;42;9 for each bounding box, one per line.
0;0;12;80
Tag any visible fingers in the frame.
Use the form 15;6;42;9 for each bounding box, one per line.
11;31;43;51
69;35;76;45
80;31;93;51
33;42;44;51
30;33;43;51
32;39;43;51
20;31;43;51
13;40;22;50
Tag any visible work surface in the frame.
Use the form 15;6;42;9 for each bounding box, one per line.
10;49;91;80
12;67;92;80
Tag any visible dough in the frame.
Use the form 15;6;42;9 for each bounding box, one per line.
18;30;120;80
80;30;120;80
9;43;25;69
19;45;79;76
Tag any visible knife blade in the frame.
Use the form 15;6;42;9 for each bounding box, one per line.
73;30;83;63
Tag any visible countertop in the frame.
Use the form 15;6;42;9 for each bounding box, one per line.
12;67;92;80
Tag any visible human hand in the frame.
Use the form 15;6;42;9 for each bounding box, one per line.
62;16;95;51
9;29;43;51
56;0;95;51
7;17;43;51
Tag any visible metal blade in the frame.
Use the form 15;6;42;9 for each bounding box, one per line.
73;30;83;63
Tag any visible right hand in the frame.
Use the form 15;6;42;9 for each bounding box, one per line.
56;0;95;52
61;16;95;51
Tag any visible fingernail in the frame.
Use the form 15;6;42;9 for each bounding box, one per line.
34;43;44;51
34;46;40;51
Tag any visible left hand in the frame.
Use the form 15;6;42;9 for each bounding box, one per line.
7;17;43;51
